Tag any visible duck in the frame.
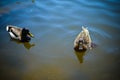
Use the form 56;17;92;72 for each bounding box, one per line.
6;25;34;42
74;26;92;51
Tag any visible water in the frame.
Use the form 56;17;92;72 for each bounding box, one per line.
0;0;120;80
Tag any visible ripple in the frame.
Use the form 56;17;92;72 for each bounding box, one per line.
0;0;120;80
90;27;112;39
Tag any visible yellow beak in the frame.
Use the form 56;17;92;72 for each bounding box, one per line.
28;32;34;38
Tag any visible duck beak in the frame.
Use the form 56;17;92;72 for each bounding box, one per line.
28;32;34;38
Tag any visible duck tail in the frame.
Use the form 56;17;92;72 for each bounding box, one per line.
6;25;12;32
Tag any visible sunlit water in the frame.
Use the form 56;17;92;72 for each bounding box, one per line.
0;0;120;80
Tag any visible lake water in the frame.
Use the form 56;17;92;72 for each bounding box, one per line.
0;0;120;80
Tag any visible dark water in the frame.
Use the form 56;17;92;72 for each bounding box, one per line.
0;0;120;80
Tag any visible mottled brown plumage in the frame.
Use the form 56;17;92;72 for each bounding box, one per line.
74;26;92;51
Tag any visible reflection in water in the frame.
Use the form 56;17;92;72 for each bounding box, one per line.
10;38;35;50
23;42;35;50
32;0;35;3
74;50;86;64
0;0;120;80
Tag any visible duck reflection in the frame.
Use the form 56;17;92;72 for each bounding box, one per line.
74;50;86;64
22;42;35;50
10;38;35;50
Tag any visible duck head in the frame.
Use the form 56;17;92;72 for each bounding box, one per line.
74;38;87;51
78;38;84;50
78;38;87;50
21;28;34;42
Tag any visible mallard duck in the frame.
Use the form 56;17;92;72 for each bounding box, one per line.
6;25;34;42
74;26;92;51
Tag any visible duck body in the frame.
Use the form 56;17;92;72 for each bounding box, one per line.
74;26;92;51
6;25;34;42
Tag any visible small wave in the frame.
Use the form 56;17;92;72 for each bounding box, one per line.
89;27;112;39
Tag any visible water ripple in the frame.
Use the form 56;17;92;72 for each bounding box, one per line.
90;27;112;39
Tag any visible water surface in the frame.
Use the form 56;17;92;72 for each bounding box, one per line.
0;0;120;80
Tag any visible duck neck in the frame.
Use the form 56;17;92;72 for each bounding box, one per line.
21;29;30;42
